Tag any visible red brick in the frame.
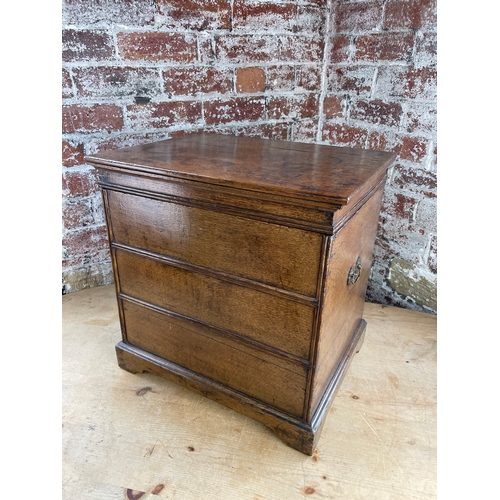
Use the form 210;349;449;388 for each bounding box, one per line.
394;135;428;162
62;168;99;198
236;67;266;93
62;29;114;62
378;190;435;252
216;35;279;63
157;0;230;30
62;226;109;268
294;119;319;142
62;249;110;271
62;104;123;133
334;1;383;33
62;69;73;98
379;206;435;254
297;6;326;34
62;140;85;167
404;105;437;134
354;32;414;62
126;101;202;129
63;0;155;26
117;32;197;62
384;0;436;29
351;99;402;126
233;1;296;31
295;66;322;91
377;66;436;99
368;131;391;151
323;96;343;118
198;34;214;64
266;65;294;91
322;123;368;148
392;164;436;198
328;65;375;95
414;31;437;68
163;67;232;95
384;192;418;219
204;98;265;124
330;35;350;63
379;213;411;243
73;66;161;98
279;36;324;62
62;198;95;232
268;95;318;120
373;237;392;256
233;123;289;141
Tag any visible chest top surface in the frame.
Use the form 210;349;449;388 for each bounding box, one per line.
86;133;396;207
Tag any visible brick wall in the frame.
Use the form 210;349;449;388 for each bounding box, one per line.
324;0;437;313
62;0;437;314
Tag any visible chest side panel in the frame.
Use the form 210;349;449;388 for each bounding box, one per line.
309;182;385;418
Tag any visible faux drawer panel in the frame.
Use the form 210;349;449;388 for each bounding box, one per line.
122;300;307;417
115;248;314;359
99;170;337;234
107;189;322;297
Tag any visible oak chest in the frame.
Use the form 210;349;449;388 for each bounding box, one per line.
86;133;396;455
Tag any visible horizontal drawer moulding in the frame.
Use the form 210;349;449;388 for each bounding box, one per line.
111;241;319;305
119;293;312;370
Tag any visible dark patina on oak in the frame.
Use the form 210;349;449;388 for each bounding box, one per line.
86;133;395;455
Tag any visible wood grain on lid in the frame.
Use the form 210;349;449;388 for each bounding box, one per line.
86;133;396;206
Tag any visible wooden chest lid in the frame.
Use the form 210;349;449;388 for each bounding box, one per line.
86;133;396;207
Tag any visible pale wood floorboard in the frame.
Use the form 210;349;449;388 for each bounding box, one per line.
62;284;436;500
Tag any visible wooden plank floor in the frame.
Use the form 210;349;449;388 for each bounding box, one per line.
62;284;436;500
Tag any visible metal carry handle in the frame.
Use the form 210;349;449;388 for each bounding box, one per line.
347;256;362;285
